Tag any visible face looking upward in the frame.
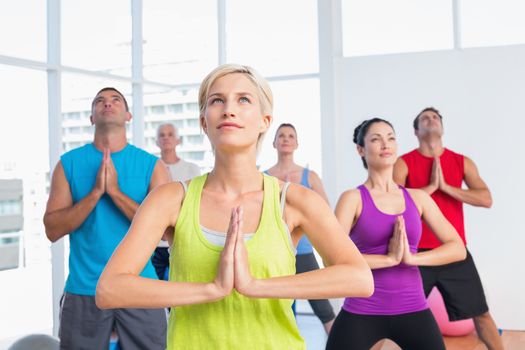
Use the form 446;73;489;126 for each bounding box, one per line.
200;73;271;154
415;110;443;138
358;122;398;170
90;89;131;128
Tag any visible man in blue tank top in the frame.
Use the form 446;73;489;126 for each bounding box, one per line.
44;87;170;349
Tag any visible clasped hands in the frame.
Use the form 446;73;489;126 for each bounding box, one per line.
94;148;120;197
387;216;416;266
212;206;256;299
429;157;449;193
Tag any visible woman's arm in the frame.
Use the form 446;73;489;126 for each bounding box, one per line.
96;182;235;309
401;189;466;266
335;190;403;270
235;184;374;299
308;170;330;204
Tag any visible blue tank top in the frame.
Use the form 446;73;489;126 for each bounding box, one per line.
343;185;428;315
295;169;314;255
61;143;159;295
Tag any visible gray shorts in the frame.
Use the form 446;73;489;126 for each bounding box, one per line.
59;292;167;350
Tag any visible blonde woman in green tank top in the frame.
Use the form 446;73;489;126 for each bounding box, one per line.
97;64;373;350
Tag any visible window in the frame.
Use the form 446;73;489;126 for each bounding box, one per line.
0;65;52;338
258;79;321;173
168;104;183;114
461;0;525;47
151;105;166;115
185;103;199;112
227;0;318;76
61;0;132;76
185;135;204;145
143;1;218;84
0;200;22;216
62;73;133;152
342;0;454;56
187;118;200;128
0;0;46;61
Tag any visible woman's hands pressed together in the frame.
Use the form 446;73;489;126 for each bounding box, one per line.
213;206;256;299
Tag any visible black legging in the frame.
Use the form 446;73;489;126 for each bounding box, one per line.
326;309;445;350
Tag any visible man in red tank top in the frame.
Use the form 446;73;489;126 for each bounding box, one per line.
394;107;503;350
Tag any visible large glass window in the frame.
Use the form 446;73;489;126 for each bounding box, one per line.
227;0;319;76
143;1;218;84
61;0;132;76
62;73;133;153
0;0;46;61
461;0;525;47
0;2;323;345
0;65;52;341
342;0;454;57
258;79;321;174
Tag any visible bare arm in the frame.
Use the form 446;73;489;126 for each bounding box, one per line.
43;161;104;242
394;157;439;194
308;170;330;204
335;190;402;269
402;189;466;266
106;158;170;221
96;182;234;309
439;156;492;208
236;185;374;299
393;158;408;186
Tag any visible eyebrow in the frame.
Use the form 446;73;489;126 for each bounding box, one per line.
369;132;395;136
208;92;255;99
95;94;122;101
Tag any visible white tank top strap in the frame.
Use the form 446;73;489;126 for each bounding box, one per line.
179;180;188;194
279;182;297;255
280;182;291;216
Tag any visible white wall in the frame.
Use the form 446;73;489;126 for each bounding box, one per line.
333;45;525;330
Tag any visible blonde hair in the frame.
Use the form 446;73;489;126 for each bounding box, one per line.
198;64;273;154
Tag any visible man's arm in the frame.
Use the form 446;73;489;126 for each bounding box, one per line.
393;158;408;186
394;157;439;194
43;161;104;242
308;170;330;204
439;156;492;208
107;158;170;222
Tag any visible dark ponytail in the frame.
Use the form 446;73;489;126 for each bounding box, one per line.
353;118;394;169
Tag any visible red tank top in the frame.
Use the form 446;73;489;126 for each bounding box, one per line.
401;148;466;248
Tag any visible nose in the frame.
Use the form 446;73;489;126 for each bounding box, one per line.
222;101;236;118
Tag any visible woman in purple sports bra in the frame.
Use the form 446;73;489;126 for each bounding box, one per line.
326;118;466;350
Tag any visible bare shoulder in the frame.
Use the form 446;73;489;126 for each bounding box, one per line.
338;188;361;202
406;188;428;201
463;155;478;169
406;188;431;214
146;181;185;206
394;157;407;167
308;169;321;179
283;181;325;209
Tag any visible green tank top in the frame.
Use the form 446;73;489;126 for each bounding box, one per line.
167;173;305;350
